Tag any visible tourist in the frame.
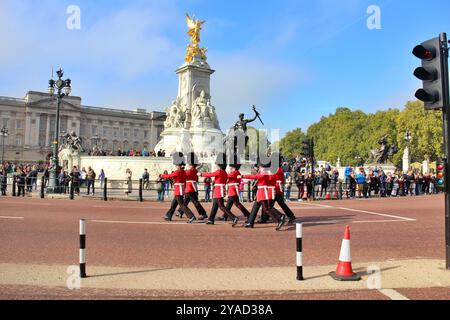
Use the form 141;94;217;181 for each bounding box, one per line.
87;167;96;195
142;169;150;190
99;169;106;190
16;170;26;197
81;167;87;189
156;176;164;202
125;168;132;195
204;176;212;202
0;170;7;195
285;172;293;202
58;169;68;194
162;170;170;198
70;166;81;195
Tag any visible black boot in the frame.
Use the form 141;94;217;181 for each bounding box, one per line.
276;215;287;231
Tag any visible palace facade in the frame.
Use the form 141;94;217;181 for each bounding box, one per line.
0;91;166;163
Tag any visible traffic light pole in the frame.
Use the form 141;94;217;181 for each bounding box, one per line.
439;32;450;270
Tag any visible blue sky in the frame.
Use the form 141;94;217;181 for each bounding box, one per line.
1;0;449;138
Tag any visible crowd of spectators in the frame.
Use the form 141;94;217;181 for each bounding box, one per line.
278;157;443;202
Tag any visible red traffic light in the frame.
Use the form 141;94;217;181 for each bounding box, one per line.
413;45;436;60
437;163;444;171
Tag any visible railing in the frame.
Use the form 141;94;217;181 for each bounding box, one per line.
0;176;444;202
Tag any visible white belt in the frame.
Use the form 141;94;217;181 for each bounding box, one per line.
215;184;226;198
187;180;198;192
276;180;283;190
257;186;269;199
228;183;239;195
174;183;185;195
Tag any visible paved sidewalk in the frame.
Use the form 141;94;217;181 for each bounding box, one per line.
1;259;449;297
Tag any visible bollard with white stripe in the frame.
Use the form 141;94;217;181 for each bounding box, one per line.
296;223;304;281
79;219;87;278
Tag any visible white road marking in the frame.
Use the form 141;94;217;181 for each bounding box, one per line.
379;289;410;300
0;216;25;220
300;203;416;222
91;219;228;226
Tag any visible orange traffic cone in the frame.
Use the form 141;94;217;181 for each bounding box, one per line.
303;185;308;200
325;188;331;200
329;226;361;281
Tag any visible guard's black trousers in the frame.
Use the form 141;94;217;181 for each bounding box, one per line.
178;192;207;217
165;196;195;220
261;193;295;222
247;200;283;226
221;196;250;219
271;193;296;219
209;198;236;222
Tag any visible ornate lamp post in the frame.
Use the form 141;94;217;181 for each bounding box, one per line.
403;130;412;173
1;127;8;165
47;68;72;193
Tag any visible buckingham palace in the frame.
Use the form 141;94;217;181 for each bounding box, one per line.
0;91;166;163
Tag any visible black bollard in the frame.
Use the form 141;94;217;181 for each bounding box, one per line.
12;176;16;197
40;176;45;199
103;178;108;201
70;177;75;200
247;181;251;202
139;178;143;202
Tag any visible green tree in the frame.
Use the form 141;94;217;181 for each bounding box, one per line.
395;101;443;164
278;128;307;159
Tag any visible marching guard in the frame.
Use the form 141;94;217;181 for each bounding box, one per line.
199;153;239;227
267;152;297;224
243;157;287;231
178;152;208;220
160;152;197;223
219;160;250;222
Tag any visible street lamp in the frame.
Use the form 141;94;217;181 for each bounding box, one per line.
1;127;8;166
46;68;72;193
405;130;412;144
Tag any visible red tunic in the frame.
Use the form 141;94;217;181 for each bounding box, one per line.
185;167;199;194
202;169;228;199
227;170;242;197
160;169;186;196
274;167;285;195
243;169;271;202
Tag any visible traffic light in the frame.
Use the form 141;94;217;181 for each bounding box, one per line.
436;161;445;187
302;139;311;158
412;37;445;110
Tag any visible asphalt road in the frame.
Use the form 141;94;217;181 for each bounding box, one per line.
0;194;448;300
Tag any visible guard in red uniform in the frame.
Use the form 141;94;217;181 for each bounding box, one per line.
219;161;250;221
178;152;208;220
200;153;238;226
243;157;286;231
269;152;296;224
160;152;196;223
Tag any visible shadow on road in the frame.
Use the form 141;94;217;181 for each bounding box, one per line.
303;265;400;281
282;215;356;230
88;268;173;278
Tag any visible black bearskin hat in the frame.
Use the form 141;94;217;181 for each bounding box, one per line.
258;155;272;169
215;152;227;170
228;154;241;170
172;152;185;166
186;152;199;167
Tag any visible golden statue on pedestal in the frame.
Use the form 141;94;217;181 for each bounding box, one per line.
185;14;208;63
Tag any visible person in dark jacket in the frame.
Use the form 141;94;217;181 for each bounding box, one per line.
16;171;26;197
0;170;7;196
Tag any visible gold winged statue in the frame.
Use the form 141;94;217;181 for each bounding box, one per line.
185;14;208;63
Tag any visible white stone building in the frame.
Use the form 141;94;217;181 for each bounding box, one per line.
0;91;165;163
